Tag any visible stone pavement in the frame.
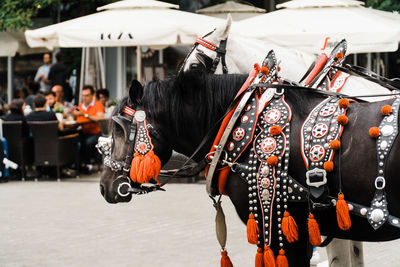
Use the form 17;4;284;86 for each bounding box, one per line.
0;175;399;267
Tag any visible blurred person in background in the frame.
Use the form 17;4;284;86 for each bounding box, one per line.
51;85;74;115
72;85;104;172
34;53;52;92
2;99;29;137
44;91;56;111
96;88;114;118
25;82;40;108
48;52;73;102
26;94;64;132
15;88;28;100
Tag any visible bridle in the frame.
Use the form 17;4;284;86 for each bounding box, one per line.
179;29;228;74
96;106;166;196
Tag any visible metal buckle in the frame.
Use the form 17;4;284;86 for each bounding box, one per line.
306;168;327;188
375;176;386;190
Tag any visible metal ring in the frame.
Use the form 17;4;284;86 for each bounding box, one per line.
275;88;284;96
375;176;386;190
117;182;132;197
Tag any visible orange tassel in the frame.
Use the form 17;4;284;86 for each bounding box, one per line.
308;213;321;246
130;151;161;184
255;248;264;267
270;125;282;136
276;249;289;267
281;211;298;243
142;150;161;182
323;161;334;172
130;153;144;183
254;63;261;72
381;105;392;115
264;246;276;267
329;140;341;150
221;250;233;267
267;156;278;166
247;213;259;244
261;66;270;75
369;127;380;138
336;193;352;231
338;98;350;109
337;115;348;126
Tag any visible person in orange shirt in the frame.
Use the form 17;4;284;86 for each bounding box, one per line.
72;85;104;171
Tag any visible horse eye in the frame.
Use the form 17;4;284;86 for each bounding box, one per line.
114;123;124;135
190;63;200;69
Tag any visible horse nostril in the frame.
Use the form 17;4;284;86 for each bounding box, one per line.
100;183;105;197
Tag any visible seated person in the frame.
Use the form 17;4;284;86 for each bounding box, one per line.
26;94;64;131
96;88;114;118
26;94;75;178
3;98;29;137
52;85;75;115
25;82;40;109
72;85;104;171
44;91;56;111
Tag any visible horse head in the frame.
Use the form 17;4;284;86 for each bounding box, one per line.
99;80;172;203
181;14;233;74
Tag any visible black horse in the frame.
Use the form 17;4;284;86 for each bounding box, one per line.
100;70;400;266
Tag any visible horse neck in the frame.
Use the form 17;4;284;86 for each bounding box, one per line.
150;73;248;160
339;75;392;102
226;35;315;82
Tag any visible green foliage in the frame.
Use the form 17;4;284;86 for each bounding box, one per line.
0;0;60;31
366;0;400;12
53;106;64;113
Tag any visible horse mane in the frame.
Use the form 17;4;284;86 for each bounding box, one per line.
283;85;317;116
142;70;248;136
113;71;315;137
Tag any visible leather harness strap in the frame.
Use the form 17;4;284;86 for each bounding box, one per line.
334;64;400;92
194;37;229;74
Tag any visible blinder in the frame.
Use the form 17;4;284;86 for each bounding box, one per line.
178;29;228;74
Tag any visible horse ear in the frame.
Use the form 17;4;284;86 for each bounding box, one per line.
128;79;144;104
215;14;232;41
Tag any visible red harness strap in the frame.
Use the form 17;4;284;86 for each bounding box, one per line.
205;66;259;195
304;53;328;86
195;37;217;51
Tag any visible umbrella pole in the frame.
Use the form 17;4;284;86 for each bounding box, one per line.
136;46;142;82
79;48;86;104
7;56;13;104
97;47;106;88
376;52;381;76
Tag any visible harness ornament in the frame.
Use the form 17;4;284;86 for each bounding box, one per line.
207;51;303;266
203;48;400;266
97;107;161;186
367;98;400;229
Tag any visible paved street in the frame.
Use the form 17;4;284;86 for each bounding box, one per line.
0;176;400;267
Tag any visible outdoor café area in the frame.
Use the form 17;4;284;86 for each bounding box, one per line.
1;112;110;182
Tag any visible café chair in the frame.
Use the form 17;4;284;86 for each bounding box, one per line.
98;118;111;136
28;121;79;180
2;121;33;180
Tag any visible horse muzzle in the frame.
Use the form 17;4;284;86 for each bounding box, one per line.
112;176;165;197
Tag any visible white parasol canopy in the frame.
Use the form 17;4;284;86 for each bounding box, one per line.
196;1;265;21
233;0;400;54
25;0;225;50
0;32;19;57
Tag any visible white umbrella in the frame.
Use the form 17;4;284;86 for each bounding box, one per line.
196;1;265;21
232;0;400;54
25;0;224;49
0;32;19;57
